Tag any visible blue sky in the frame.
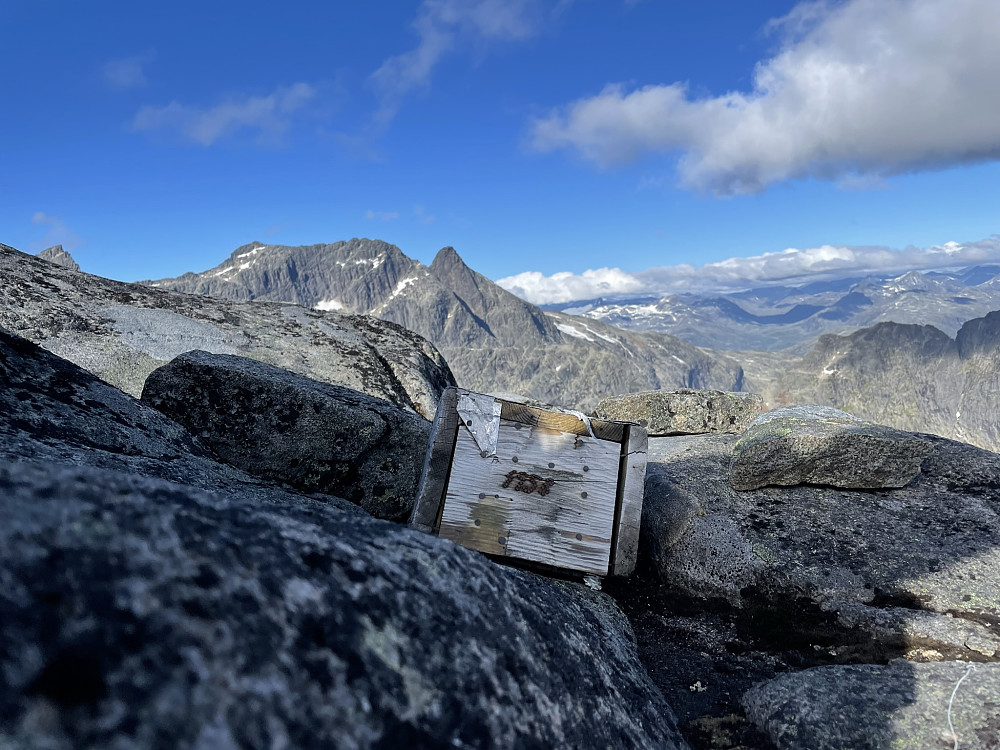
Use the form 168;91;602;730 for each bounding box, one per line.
3;0;1000;298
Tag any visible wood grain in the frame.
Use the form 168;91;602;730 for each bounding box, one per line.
438;417;621;575
409;386;460;533
609;424;647;576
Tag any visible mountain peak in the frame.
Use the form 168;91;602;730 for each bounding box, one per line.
37;245;80;272
430;246;466;274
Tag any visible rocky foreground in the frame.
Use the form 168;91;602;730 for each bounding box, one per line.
2;247;1000;749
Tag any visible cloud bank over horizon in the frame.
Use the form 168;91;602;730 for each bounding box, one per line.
496;236;1000;303
532;0;1000;195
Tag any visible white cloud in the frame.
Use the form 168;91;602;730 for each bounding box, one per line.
103;51;155;91
370;0;551;124
414;205;435;225
31;212;82;251
532;0;1000;194
132;83;316;146
496;236;1000;303
497;266;648;304
365;210;400;221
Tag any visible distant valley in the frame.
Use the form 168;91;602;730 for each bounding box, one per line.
543;265;1000;353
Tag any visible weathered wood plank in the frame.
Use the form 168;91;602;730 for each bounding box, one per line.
609;424;647;576
501;401;625;443
409;386;460;533
438;418;620;575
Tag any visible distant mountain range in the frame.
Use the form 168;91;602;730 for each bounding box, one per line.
141;239;1000;452
146;240;747;410
544;265;1000;353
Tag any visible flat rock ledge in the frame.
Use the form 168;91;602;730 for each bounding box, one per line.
592;389;764;437
743;661;1000;750
142;350;431;521
730;405;933;491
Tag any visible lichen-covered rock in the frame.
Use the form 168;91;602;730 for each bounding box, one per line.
730;405;933;490
0;460;687;750
0;324;686;748
743;661;1000;750
593;389;763;436
641;432;1000;653
142;351;431;521
0;326;354;509
0;244;454;417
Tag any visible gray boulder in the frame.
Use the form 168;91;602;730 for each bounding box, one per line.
142;351;431;521
0;326;355;510
730;405;933;490
0;460;687;750
743;661;1000;750
36;244;79;271
641;431;1000;656
0;244;454;418
617;429;1000;744
592;389;763;436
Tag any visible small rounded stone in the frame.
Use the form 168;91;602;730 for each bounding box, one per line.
474;519;481;526
512;456;518;463
548;462;555;468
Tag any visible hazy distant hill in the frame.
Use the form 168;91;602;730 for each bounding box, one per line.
147;239;747;410
734;313;1000;452
552;266;1000;353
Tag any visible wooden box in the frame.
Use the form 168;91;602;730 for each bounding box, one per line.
410;387;647;578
